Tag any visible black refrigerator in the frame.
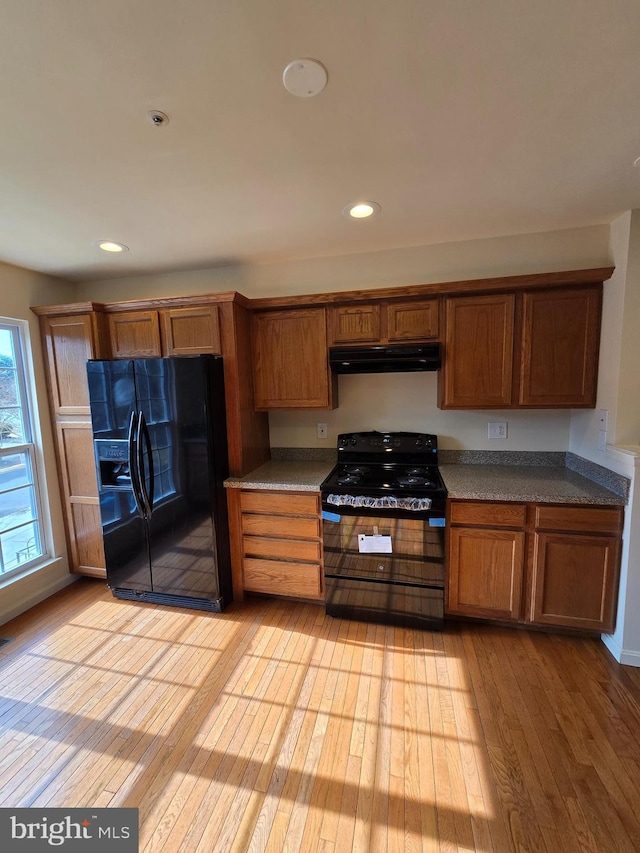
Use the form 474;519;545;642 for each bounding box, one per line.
86;355;232;611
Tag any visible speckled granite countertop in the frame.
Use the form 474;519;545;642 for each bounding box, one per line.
224;460;335;492
439;464;626;505
225;453;628;504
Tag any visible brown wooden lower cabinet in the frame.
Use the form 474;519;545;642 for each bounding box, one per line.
448;526;525;621
227;488;324;602
446;499;623;633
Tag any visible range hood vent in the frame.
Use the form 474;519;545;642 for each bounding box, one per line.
329;343;441;374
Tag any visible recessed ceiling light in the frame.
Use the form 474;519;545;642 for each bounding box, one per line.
94;241;129;253
282;59;328;97
343;202;381;219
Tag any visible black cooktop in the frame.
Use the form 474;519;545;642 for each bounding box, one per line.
321;431;447;501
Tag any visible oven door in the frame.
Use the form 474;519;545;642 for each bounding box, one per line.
321;504;445;629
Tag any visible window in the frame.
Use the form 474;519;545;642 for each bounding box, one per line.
0;321;46;577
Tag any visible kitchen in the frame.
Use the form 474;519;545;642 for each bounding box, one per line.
1;2;640;850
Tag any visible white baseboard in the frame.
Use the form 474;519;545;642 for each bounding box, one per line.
601;632;640;668
619;649;640;668
0;560;77;629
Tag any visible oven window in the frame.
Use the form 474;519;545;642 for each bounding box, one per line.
323;514;444;585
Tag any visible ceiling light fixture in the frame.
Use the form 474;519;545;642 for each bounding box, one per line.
343;201;381;219
282;59;328;97
94;241;129;253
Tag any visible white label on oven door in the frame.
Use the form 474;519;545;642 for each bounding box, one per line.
358;534;393;554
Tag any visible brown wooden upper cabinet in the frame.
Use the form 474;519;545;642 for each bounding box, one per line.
160;305;221;356
42;313;101;413
442;293;515;408
327;298;438;345
108;310;162;358
440;284;602;409
252;308;337;409
108;305;221;359
518;287;601;407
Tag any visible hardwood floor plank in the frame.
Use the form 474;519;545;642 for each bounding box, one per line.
1;580;640;853
352;622;386;853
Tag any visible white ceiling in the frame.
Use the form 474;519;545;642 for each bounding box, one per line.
2;1;640;283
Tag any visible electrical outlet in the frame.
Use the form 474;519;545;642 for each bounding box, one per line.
597;430;607;451
488;421;508;440
598;409;608;430
317;422;328;439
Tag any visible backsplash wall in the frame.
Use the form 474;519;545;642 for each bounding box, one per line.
268;372;572;450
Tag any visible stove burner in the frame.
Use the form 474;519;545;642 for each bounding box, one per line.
395;475;432;487
406;467;427;477
343;466;370;476
336;473;362;485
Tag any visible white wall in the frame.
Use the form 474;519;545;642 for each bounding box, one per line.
0;261;77;626
269;372;571;450
568;212;640;667
79;224;610;302
569;213;629;464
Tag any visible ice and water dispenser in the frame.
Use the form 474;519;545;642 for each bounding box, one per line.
94;439;132;490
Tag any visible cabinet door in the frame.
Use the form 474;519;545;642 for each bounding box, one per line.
108;311;162;358
387;299;438;341
441;294;515;408
529;531;620;631
40;313;107;577
447;526;525;620
160;305;221;355
328;304;381;344
253;308;337;409
42;314;96;414
519;287;601;407
58;422;106;574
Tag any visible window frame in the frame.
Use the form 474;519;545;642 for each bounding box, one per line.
0;319;49;579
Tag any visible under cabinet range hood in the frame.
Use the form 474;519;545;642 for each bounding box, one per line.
329;343;441;374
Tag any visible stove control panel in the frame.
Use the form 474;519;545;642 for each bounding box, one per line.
338;431;437;455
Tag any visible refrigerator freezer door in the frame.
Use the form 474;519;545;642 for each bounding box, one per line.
88;359;151;592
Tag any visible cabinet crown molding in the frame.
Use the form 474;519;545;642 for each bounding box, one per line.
30;267;614;317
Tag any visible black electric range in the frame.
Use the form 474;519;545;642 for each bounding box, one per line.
320;431;447;630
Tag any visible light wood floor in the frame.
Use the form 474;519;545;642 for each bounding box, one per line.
0;579;639;852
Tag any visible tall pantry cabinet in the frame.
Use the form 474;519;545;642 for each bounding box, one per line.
35;305;110;576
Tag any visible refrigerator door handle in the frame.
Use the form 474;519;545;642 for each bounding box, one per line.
128;411;146;518
138;411;155;516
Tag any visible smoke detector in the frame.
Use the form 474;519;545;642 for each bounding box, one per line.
282;59;328;97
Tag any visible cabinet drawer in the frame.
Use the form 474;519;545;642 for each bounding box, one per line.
449;501;527;528
240;491;319;517
243;558;322;599
534;505;623;534
242;514;319;539
243;535;320;562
